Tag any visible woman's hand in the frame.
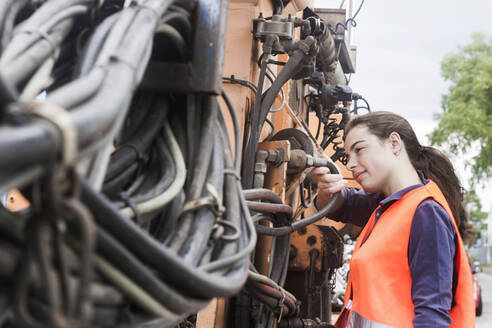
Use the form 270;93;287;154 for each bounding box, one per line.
312;167;347;195
311;153;347;209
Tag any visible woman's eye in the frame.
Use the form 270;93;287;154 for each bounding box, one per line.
355;147;364;153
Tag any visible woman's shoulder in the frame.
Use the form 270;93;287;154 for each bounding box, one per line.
413;198;456;237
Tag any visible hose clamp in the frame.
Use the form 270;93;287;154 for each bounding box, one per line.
181;183;225;218
25;101;77;167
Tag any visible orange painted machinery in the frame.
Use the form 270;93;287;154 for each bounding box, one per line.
0;0;366;327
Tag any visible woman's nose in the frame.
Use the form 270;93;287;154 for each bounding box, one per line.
346;155;356;171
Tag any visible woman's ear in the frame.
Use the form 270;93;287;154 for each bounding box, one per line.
388;132;402;155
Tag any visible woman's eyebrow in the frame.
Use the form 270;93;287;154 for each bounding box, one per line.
349;140;365;152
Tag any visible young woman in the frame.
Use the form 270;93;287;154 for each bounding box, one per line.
312;112;475;328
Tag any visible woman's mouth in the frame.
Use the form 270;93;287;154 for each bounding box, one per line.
354;171;366;182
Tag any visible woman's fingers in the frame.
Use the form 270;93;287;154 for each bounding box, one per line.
312;168;343;182
312;166;335;176
312;167;347;194
318;179;347;194
317;173;343;183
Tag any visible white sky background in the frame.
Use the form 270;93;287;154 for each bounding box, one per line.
313;0;492;211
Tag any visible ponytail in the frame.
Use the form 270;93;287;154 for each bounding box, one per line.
345;112;475;244
417;146;475;244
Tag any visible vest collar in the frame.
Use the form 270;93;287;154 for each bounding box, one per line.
378;171;428;211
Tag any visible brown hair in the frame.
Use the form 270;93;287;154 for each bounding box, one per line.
344;111;474;244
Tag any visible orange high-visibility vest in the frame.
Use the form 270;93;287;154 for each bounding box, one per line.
335;180;475;328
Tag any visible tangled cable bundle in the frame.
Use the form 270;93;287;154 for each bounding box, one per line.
0;1;355;327
0;0;256;327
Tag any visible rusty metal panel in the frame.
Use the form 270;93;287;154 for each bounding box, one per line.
289;225;323;271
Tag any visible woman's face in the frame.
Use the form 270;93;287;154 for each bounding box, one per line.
344;125;398;193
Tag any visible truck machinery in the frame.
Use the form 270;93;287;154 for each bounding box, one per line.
0;0;368;327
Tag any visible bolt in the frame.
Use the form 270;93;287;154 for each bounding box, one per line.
290;245;297;259
307;235;317;246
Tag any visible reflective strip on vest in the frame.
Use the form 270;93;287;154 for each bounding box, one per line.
349;311;395;328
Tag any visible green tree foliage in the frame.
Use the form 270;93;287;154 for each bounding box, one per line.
431;33;492;182
464;190;488;242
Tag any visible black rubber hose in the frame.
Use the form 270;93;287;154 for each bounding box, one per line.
0;0;93;63
75;12;120;78
246;201;293;217
254;193;341;236
0;0;176;182
0;207;25;245
0;237;124;308
153;191;185;244
118;92;155;145
0;0;29;53
91;225;208;315
80;181;250;298
269;234;290;286
121;135;176;206
180;131;224;265
316;26;337;74
102;162;139;197
243;189;283;204
243;44;311;189
254;160;341;237
104;97;167;182
272;0;284;15
207;113;241;264
185;95;201;182
169;96;217;251
256;46;310;138
246;282;290;315
46;68;106;109
242;56;268;188
221;89;242;172
247;281;297;314
1;19;74;86
0;121;59;175
161;9;192;44
0;73;17;121
121;149;160;200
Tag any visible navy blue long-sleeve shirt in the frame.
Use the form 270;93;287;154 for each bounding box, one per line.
321;178;457;327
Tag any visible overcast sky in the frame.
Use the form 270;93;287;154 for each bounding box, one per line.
313;0;492;210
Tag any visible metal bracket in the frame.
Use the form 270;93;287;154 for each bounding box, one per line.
141;0;229;94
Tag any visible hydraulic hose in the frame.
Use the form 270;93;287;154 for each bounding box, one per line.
80;180;250;298
169;96;217;252
243;39;314;188
104;97;166;182
0;73;17;120
256;45;312;137
254;161;341;236
92;226;208;314
180;132;224;265
118;119;186;219
0;0;29;53
0;0;177;184
0;1;260;327
0;0;92;64
243;188;283;204
76;12;120;78
316;26;337;74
